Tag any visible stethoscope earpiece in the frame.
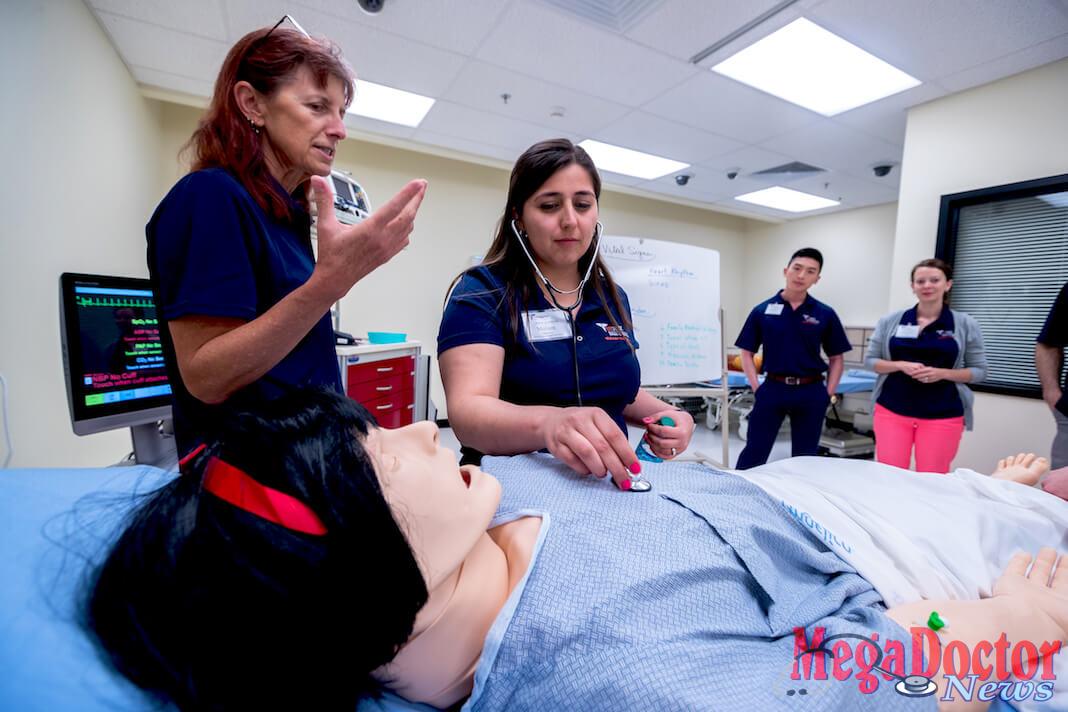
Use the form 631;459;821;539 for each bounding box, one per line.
509;220;602;297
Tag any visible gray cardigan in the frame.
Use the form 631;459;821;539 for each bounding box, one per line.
864;308;988;430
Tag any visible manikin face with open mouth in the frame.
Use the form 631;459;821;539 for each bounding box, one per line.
368;421;502;590
252;64;348;194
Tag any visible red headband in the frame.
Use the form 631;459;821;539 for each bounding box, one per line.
182;444;327;536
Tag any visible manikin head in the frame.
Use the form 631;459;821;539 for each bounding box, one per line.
82;388;494;711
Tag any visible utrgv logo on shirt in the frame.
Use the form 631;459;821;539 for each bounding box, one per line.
595;322;631;342
801;314;821;326
935;330;955;339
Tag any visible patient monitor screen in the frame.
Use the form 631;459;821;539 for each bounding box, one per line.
60;273;172;432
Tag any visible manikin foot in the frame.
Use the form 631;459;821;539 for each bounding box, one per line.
990;453;1049;486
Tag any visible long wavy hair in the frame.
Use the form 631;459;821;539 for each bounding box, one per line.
449;139;632;340
81;388;427;711
183;26;355;223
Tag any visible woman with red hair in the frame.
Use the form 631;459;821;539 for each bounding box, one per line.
147;20;426;456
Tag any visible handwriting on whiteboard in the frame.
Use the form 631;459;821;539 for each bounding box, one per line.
600;241;655;261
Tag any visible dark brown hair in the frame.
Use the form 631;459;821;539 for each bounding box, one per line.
184;26;355;222
449;139;632;340
910;258;954;305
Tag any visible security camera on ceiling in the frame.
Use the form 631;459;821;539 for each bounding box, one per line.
726;168;740;180
357;0;386;14
675;174;692;186
872;164;894;177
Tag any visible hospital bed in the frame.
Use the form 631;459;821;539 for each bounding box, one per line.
647;369;879;462
3;459;1065;712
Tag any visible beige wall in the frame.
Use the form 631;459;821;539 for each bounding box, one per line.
0;0;165;468
741;202;898;329
892;58;1068;471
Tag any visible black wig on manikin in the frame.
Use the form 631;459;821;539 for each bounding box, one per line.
81;387;429;711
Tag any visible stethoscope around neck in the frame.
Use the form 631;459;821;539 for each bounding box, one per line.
510;219;602;407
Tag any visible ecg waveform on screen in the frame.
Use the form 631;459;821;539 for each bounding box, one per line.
75;294;156;309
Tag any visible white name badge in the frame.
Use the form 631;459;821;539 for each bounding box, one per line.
522;309;572;342
764;303;784;316
895;324;921;339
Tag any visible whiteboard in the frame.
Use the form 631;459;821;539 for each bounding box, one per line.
599;235;721;385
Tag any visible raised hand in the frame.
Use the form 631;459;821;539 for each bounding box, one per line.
308;176;427;300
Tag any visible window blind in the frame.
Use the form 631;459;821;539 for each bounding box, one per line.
948;191;1068;394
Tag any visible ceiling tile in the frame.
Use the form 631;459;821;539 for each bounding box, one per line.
414;101;580;155
788;171;898;209
701;144;796;178
344;115;416;141
225;0;469;96
403;129;520;164
591;110;744;164
938;34;1068;93
439;60;632;136
130;65;216;98
808;0;1068;80
760;120;903;177
293;0;508;55
475;2;699;106
831;82;948;144
645;70;821;143
94;12;230;81
624;0;800;61
88;0;229;41
216;0;291;42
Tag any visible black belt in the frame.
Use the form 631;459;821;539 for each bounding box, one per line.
765;374;822;385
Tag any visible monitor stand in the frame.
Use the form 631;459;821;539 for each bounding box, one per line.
130;420;179;472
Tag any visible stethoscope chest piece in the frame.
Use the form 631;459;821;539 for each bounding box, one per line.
895;675;937;697
613;477;652;492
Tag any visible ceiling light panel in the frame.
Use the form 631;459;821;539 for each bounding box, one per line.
578;139;689;180
734;186;839;212
347;80;435;127
712;18;921;116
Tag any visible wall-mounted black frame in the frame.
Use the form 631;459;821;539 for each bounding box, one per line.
935;172;1068;399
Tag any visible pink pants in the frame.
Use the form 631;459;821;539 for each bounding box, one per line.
872;404;964;473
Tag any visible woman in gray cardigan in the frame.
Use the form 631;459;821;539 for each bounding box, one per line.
865;259;988;472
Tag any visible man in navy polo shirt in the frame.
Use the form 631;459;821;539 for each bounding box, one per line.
734;248;851;469
1036;281;1068;468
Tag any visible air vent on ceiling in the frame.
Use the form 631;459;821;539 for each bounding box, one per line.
537;0;664;33
751;161;827;178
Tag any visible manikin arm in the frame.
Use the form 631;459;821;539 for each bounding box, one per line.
885;549;1067;712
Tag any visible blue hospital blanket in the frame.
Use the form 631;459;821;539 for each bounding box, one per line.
462;454;936;712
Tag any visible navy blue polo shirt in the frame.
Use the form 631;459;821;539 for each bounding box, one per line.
734;291;850;377
147;168;341;455
877;306;962;419
437;264;641;436
1038;282;1068;391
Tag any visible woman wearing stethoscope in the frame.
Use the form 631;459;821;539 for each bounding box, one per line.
866;259;988;473
438;139;694;490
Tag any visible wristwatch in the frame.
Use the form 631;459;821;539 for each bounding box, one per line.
829;394;839;404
